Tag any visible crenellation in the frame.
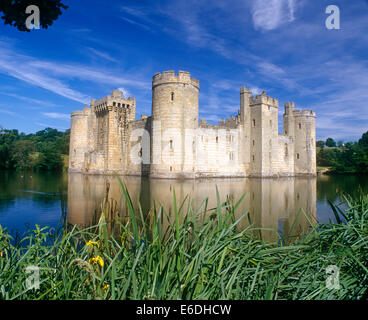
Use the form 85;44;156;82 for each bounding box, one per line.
152;70;200;90
249;92;278;108
293;109;316;117
69;70;316;178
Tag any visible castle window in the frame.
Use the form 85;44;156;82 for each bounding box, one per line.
299;123;301;129
285;143;288;157
113;102;116;106
252;155;255;162
297;153;300;160
118;103;121;107
170;139;173;150
170;166;172;171
252;140;255;146
253;119;256;127
171;92;174;101
138;148;142;157
216;136;218;143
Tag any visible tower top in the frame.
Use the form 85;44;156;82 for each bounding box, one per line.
152;70;200;90
111;89;123;98
240;86;251;94
250;92;278;108
293;109;316;117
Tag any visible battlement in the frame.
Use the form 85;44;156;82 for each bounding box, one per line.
152;70;200;89
240;86;252;94
284;102;295;115
71;110;85;117
199;119;218;129
249;91;278;108
91;89;136;113
293;109;316;117
218;115;240;128
284;102;295;109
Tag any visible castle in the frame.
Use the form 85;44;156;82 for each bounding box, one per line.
69;70;316;178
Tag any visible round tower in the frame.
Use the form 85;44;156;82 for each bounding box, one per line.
293;110;316;175
69;106;89;172
150;70;199;178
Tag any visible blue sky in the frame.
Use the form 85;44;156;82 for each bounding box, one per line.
0;0;367;141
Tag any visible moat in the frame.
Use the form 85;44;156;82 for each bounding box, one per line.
1;171;368;240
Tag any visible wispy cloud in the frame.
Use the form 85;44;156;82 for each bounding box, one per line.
121;17;151;31
117;87;132;98
0;44;90;103
249;86;263;95
29;60;149;88
41;112;70;120
257;62;286;76
121;6;148;19
0;91;55;107
0;108;16;116
0;41;149;105
251;0;297;31
86;47;118;62
35;122;68;130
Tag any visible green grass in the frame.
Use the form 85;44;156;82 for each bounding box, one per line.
0;176;367;300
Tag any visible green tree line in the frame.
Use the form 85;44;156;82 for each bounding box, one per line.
317;130;368;174
0;127;69;171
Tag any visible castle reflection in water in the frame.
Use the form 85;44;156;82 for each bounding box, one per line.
67;174;316;242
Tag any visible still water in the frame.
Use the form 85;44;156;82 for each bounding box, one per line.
1;171;367;240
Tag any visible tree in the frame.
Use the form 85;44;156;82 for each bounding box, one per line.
36;144;63;171
316;140;325;148
325;137;336;148
0;128;19;169
358;130;368;150
0;126;69;171
0;0;67;32
10;140;34;170
317;147;340;167
337;140;344;147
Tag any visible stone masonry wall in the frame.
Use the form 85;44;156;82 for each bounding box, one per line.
68;71;316;178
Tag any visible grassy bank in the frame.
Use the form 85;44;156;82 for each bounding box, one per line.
0;178;367;300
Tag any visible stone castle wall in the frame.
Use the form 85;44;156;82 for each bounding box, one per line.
69;70;316;178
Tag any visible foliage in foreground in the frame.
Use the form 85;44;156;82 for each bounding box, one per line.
0;178;367;300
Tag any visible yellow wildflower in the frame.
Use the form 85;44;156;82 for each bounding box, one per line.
121;232;127;243
86;240;99;248
103;284;109;292
89;256;104;267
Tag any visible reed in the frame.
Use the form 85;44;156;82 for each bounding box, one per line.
0;177;367;300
